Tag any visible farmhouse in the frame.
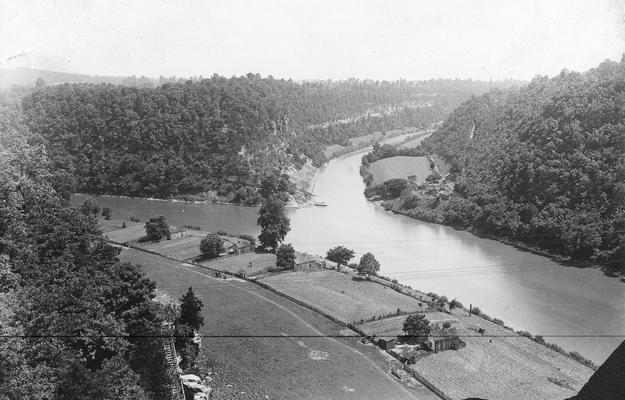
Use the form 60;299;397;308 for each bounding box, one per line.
426;327;465;352
294;253;326;271
169;227;186;240
222;237;254;255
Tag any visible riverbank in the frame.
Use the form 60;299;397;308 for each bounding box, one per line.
375;198;624;282
356;141;624;282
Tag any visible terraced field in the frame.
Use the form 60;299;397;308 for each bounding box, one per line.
259;270;427;323
407;312;593;400
368;156;431;185
119;248;424;400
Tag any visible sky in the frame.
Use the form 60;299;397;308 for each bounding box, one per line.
1;0;624;81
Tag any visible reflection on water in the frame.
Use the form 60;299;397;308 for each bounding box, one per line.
73;142;625;363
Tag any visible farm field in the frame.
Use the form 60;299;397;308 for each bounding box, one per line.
355;312;455;339
137;235;204;260
407;311;593;400
323;144;346;158
102;221;145;243
368;156;431;185
118;248;423;400
259;270;427;324
99;218;135;232
200;252;277;276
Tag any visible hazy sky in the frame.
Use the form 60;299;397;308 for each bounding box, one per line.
1;0;624;81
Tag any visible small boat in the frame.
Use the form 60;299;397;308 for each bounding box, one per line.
314;202;327;207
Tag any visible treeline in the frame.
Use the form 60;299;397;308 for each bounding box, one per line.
408;59;625;273
20;75;517;203
361;142;428;165
0;95;172;398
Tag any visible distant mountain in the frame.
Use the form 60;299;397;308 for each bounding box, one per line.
0;67;156;89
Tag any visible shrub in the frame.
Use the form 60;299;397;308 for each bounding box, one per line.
470;306;481;316
130;216;140;222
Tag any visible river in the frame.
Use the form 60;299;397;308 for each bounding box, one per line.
73;137;624;364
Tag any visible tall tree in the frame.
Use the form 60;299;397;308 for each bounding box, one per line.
144;216;169;241
357;252;380;277
402;314;431;345
326;246;355;270
178;287;204;331
257;198;291;252
276;243;296;270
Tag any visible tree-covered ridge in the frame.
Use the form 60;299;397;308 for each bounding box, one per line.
0;94;172;398
21;75;515;203
419;60;625;271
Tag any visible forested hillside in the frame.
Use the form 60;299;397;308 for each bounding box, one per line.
20;75;514;203
0;93;172;398
408;60;625;272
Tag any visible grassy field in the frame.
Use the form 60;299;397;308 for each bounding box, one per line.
323;144;345;158
119;248;424;400
368;156;431;185
259;270;427;323
359;310;593;400
102;221;145;243
138;235;204;260
200;252;277;276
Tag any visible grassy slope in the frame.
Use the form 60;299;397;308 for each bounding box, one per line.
259;270;427;324
368;156;431;185
118;249;423;400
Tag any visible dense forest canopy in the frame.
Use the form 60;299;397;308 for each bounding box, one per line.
20;75;516;202
0;93;172;398
418;59;625;271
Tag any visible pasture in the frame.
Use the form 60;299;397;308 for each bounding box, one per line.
367;156;431;185
119;248;421;400
102;221;145;243
200;252;277;276
259;270;427;323
138;235;204;260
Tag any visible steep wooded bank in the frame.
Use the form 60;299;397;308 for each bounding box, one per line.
20;76;515;204
395;60;625;273
0;94;174;398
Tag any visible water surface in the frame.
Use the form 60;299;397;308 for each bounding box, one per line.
74;136;624;363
